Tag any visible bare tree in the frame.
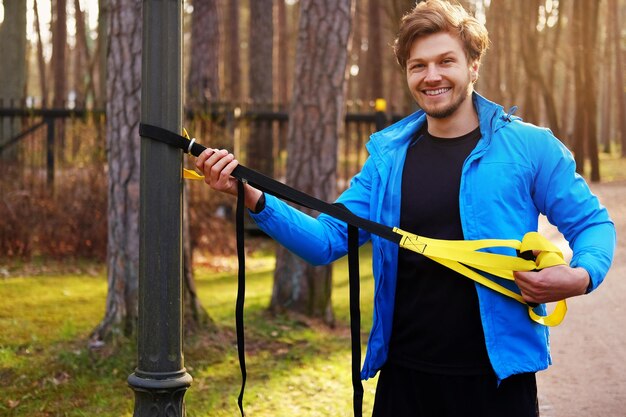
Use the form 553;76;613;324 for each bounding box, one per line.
609;0;626;157
97;0;109;109
187;0;220;106
271;0;354;324
73;0;97;106
52;0;68;108
573;0;601;181
276;0;290;108
367;0;384;100
184;0;219;330
382;0;420;111
247;0;274;175
33;0;48;107
0;0;27;158
226;0;241;102
91;0;142;343
518;0;562;138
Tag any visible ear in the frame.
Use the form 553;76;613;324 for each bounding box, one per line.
470;61;480;82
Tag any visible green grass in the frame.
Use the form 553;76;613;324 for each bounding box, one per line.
0;244;378;416
4;155;622;415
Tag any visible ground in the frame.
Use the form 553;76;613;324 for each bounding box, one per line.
536;180;626;417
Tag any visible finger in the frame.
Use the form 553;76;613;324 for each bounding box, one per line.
513;270;537;301
219;158;240;178
215;159;240;190
203;149;228;179
207;151;234;184
195;148;215;171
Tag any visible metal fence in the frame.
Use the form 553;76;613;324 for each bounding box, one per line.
0;104;408;258
0;104;404;194
0;108;106;195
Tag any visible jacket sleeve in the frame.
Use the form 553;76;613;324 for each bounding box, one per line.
249;157;377;266
531;129;616;292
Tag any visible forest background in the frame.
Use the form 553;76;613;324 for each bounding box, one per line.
0;0;625;414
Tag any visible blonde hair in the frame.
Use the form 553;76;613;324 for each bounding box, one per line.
393;0;489;70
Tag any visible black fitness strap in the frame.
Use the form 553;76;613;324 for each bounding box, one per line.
348;223;364;417
140;123;374;417
139;123;401;245
236;180;247;415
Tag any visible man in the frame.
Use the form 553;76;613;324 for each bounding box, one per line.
195;1;615;416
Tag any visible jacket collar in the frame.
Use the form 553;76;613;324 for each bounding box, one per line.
366;92;514;161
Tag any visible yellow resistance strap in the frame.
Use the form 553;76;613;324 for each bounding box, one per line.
393;228;567;326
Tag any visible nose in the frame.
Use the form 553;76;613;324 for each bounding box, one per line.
424;64;442;83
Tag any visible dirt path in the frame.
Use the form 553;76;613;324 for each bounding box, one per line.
536;180;626;417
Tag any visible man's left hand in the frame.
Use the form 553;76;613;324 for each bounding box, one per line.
514;264;590;304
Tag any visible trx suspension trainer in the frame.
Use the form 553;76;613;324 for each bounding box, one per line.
139;123;568;417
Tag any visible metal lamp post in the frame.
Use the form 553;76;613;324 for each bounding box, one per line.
128;0;192;415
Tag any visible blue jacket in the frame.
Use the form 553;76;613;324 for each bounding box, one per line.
250;93;615;381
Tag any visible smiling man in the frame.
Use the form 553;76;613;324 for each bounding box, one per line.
195;1;615;416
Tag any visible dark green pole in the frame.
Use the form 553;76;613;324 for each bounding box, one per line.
128;0;192;415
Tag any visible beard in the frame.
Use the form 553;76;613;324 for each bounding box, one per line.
425;90;469;119
421;86;472;119
416;72;474;119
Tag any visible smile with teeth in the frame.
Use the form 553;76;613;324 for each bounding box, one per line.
424;87;451;96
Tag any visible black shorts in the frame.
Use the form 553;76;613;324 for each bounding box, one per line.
372;362;539;417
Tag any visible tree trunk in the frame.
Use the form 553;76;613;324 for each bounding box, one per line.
73;0;97;107
247;0;274;175
33;0;48;107
271;0;354;325
610;0;626;157
481;0;503;103
91;0;143;343
0;0;27;159
572;0;601;181
367;0;384;100
599;2;612;154
97;0;109;109
184;0;218;331
187;0;220;106
52;0;68;107
182;183;213;332
51;0;68;164
583;1;601;182
559;0;576;147
355;0;367;102
518;0;561;138
573;0;586;174
277;0;289;108
226;0;241;102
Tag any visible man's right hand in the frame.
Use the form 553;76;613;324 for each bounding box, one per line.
194;148;263;210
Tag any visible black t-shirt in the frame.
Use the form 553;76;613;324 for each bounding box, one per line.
387;124;492;375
